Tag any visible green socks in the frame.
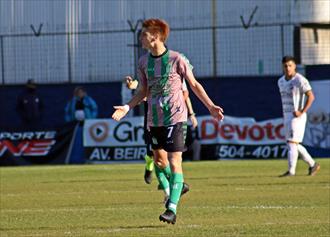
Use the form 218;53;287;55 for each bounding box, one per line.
155;164;171;196
144;154;154;171
154;165;184;214
168;173;184;214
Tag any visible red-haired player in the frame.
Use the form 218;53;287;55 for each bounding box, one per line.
112;19;224;224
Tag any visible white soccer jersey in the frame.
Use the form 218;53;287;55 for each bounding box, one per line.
278;73;312;116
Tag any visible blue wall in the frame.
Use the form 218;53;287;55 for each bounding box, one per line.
1;76;282;129
1;83;122;129
1;64;329;130
187;76;282;121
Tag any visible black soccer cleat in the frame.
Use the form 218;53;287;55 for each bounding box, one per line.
144;169;153;184
181;182;190;196
159;209;176;224
308;163;320;176
279;171;294;177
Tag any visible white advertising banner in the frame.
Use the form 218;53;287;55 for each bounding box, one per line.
84;117;145;147
84;116;287;147
196;115;288;159
83;116;288;160
197;115;285;145
83;117;146;161
83;79;330;161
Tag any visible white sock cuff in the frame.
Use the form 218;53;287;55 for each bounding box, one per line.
168;203;177;211
164;187;170;196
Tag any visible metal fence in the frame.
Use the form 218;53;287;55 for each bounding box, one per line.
1;22;330;85
0;24;277;84
0;28;134;85
0;0;329;85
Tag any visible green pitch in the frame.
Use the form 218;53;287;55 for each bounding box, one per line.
1;159;329;237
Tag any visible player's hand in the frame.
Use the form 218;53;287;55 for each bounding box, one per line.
293;110;303;117
112;105;129;121
126;76;134;83
209;105;224;121
189;114;198;128
126;76;138;90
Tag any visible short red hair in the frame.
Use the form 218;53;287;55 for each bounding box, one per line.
142;19;170;42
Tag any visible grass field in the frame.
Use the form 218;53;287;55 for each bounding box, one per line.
0;159;329;237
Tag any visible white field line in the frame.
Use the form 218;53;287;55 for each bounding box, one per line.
3;183;330;197
1;189;154;197
1;205;323;213
0;165;141;172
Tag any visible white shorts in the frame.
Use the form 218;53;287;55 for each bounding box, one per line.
284;113;307;143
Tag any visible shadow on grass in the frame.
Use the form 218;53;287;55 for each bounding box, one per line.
0;224;166;232
118;225;166;229
40;178;143;184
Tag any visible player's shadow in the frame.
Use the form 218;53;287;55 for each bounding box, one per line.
119;225;166;229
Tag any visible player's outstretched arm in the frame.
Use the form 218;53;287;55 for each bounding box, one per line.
185;71;224;121
112;82;147;121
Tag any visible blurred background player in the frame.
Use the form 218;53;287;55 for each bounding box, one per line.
278;56;320;177
125;76;155;183
112;18;224;224
182;111;201;161
122;78;138;117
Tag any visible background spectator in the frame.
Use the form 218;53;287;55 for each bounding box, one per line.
64;86;98;164
64;86;98;123
16;79;44;129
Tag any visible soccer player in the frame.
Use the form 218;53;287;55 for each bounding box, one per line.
278;56;320;177
112;18;224;224
125;76;193;204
